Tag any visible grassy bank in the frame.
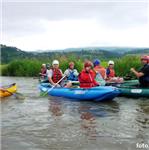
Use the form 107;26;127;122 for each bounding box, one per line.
114;55;141;76
1;55;141;77
1;58;84;77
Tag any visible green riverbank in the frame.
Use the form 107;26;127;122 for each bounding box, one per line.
1;55;141;77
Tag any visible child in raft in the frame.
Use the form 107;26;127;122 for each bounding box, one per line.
106;60;123;83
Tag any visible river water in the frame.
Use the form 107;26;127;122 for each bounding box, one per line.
1;77;149;150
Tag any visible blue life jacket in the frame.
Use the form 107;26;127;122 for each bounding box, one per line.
106;68;110;76
67;71;78;81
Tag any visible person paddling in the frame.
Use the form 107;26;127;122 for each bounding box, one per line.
130;55;149;87
47;60;63;87
78;61;99;88
47;60;72;88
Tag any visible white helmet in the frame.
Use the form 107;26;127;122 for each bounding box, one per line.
52;60;59;65
108;60;114;65
42;64;46;67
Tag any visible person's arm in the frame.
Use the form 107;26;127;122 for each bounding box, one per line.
64;69;69;77
92;72;100;85
104;70;107;80
93;79;100;86
73;69;79;76
60;69;64;77
48;78;56;85
130;68;144;78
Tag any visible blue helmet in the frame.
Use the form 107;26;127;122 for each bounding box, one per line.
93;59;100;66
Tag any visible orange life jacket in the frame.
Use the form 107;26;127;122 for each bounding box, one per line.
106;67;115;78
94;66;106;79
52;68;62;83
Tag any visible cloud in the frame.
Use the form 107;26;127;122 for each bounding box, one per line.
1;0;149;50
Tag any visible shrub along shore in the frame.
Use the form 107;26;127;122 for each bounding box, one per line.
1;55;141;77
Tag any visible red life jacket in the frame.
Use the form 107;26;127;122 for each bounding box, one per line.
78;69;98;88
94;66;106;79
41;68;47;74
52;68;62;83
107;68;115;78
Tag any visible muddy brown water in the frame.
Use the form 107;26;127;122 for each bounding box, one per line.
1;77;149;150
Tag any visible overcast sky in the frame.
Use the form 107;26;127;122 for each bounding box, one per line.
1;0;149;51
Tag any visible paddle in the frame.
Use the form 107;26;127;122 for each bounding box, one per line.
4;89;25;100
124;71;137;80
106;79;138;86
41;75;67;96
114;84;140;89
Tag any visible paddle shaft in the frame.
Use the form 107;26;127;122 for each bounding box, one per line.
3;89;25;99
42;75;66;96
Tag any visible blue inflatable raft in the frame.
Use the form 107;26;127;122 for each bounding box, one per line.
39;83;120;102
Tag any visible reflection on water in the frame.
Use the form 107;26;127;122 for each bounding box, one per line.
1;77;149;150
80;108;97;140
49;100;64;117
135;101;149;143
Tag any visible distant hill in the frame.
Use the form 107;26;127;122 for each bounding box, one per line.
62;47;149;54
1;44;149;64
125;49;149;55
1;44;121;64
1;45;26;63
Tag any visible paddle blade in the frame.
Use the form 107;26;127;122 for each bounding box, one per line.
14;92;25;100
40;91;48;97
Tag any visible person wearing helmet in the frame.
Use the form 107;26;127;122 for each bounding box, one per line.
106;60;123;83
39;64;47;79
47;60;63;86
93;59;106;86
106;60;115;78
39;63;52;83
64;62;79;81
93;59;107;80
130;55;149;87
78;61;99;88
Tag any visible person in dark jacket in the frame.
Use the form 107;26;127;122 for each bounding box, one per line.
131;55;149;87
